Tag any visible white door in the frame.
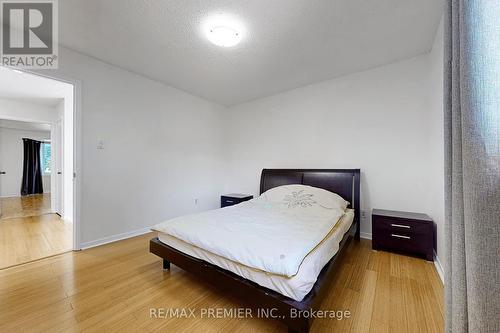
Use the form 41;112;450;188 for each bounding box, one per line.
0;170;4;218
0;130;3;218
51;119;63;215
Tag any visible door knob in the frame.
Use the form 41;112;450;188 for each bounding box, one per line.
57;171;62;175
0;171;6;175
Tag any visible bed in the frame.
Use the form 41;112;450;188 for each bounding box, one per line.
150;169;361;333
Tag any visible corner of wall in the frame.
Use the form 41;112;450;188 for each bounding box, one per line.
426;14;445;277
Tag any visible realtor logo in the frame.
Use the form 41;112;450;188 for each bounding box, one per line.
1;0;58;68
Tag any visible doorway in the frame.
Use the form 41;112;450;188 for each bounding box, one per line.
0;68;76;269
0;119;54;219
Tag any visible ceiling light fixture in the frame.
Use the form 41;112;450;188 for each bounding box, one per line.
204;14;244;47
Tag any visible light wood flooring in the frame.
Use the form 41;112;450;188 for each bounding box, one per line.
0;194;52;219
0;195;72;269
0;214;73;269
0;234;444;332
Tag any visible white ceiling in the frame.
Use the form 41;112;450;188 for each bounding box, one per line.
59;0;442;106
0;119;51;132
0;67;70;105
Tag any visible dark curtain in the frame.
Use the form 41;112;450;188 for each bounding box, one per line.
444;1;499;332
20;138;44;196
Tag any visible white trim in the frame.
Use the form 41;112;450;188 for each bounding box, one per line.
360;232;372;240
80;227;152;250
434;250;444;283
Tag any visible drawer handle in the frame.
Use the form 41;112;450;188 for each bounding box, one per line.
391;234;411;240
225;200;234;203
391;223;411;229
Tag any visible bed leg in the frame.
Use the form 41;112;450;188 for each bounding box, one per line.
288;318;310;333
163;259;171;270
288;328;309;333
355;220;361;240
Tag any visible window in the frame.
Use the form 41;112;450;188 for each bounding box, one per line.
41;142;51;175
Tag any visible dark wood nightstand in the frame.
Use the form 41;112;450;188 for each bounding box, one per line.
221;194;253;208
372;209;434;261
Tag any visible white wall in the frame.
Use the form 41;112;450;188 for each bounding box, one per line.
26;43;444;253
427;19;445;266
224;55;434;238
0;127;51;197
40;47;227;245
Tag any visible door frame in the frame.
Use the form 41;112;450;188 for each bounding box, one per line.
0;69;82;251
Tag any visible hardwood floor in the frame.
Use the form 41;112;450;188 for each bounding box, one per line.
0;194;51;219
0;213;73;269
0;234;444;332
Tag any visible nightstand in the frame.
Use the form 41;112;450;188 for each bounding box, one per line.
372;209;434;261
221;193;253;208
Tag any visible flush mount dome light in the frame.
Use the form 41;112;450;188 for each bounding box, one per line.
208;26;240;47
204;14;244;47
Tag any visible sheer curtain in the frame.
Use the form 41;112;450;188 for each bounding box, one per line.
444;1;499;332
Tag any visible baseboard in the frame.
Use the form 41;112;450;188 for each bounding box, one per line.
433;250;444;283
80;227;152;250
360;232;372;240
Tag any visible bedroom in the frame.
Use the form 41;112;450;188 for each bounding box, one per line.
0;1;498;333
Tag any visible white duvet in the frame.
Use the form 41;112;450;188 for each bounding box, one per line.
152;195;345;277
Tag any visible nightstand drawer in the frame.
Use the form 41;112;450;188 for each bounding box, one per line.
372;209;434;261
221;197;238;206
221;194;253;208
373;215;430;234
373;228;421;253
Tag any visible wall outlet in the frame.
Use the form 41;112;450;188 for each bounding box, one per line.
97;140;104;150
361;210;367;219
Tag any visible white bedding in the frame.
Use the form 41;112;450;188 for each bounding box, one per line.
153;196;346;277
157;209;354;301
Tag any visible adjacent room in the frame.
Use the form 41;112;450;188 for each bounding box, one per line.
0;70;75;269
0;119;52;219
0;1;497;333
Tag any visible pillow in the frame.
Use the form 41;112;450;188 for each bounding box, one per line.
260;184;349;211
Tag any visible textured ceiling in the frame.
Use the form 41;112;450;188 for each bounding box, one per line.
59;0;442;106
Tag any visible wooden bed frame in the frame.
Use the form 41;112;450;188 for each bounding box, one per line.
150;169;361;333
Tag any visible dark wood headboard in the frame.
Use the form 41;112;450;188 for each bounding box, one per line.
260;169;361;239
